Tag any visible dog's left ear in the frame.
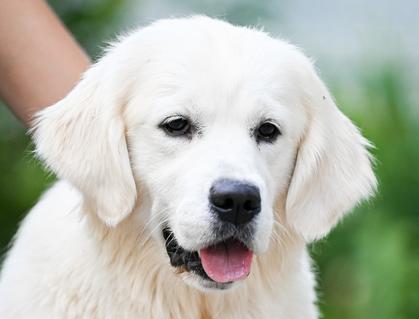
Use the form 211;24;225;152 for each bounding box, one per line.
31;63;137;227
285;67;377;242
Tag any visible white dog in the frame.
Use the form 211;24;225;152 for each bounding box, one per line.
0;16;376;319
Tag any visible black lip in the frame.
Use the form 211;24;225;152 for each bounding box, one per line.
162;227;214;282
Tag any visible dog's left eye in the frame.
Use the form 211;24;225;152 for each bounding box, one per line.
255;121;281;143
160;116;191;137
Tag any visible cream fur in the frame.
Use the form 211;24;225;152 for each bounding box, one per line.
0;16;376;319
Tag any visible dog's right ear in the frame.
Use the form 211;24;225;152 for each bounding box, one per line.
31;63;137;227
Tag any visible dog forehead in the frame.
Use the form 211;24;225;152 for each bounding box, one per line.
127;17;306;85
123;17;311;126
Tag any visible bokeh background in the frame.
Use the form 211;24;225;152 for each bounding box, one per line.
1;1;418;318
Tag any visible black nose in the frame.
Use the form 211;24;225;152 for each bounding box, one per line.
209;179;261;225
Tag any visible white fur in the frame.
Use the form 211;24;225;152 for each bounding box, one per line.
0;16;376;318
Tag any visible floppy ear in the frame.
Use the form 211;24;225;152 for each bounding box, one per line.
285;70;377;242
31;64;137;226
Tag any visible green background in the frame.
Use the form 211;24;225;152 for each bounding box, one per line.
1;1;418;318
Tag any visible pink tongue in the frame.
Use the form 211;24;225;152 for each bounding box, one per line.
199;239;253;283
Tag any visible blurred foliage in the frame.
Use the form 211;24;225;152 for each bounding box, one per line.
0;1;418;318
311;65;419;319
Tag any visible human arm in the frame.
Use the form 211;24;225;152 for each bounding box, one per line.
0;0;91;126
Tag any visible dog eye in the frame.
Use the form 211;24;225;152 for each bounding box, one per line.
161;116;191;137
256;122;281;142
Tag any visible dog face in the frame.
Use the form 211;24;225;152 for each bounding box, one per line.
125;47;303;288
32;17;376;291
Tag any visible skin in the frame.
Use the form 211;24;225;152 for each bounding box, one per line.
0;0;90;126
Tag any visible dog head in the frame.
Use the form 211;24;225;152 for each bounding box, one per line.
32;16;376;291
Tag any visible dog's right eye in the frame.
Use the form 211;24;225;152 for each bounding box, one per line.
160;116;191;137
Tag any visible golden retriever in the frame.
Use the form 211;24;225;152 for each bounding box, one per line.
0;16;376;319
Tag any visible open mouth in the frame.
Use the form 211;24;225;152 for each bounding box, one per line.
162;227;253;283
